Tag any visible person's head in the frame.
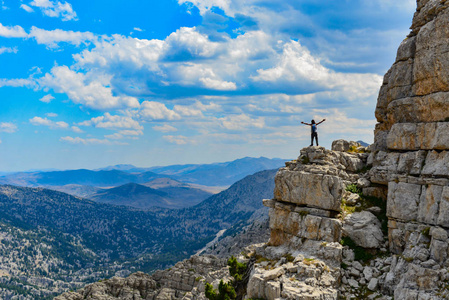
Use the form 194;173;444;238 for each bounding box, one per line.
311;120;316;124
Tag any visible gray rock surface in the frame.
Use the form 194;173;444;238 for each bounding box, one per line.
343;211;384;249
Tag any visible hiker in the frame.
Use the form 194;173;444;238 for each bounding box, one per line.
301;119;326;146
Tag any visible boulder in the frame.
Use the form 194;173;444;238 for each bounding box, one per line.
343;211;384;249
332;139;350;152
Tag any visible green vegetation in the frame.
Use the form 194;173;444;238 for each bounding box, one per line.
348;145;365;153
205;256;248;300
298;210;309;217
228;256;247;281
421;227;431;238
284;253;295;263
205;280;236;300
345;184;361;194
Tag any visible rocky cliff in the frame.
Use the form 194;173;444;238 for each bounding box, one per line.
369;0;449;298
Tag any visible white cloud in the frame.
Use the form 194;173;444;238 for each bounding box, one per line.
0;23;27;38
20;4;34;12
0;78;34;88
0;122;18;133
79;112;143;130
0;47;17;55
153;124;178;132
199;77;236;90
29;116;69;129
178;0;231;15
71;126;83;133
252;40;328;83
60;136;121;145
104;129;143;140
29;0;78;21
164;27;220;59
173;105;203;117
39;94;54;103
45;112;58;117
74;35;165;70
39;66;139;110
219;114;265;131
29;27;95;48
163;135;189;145
138;101;181;121
133;27;143;32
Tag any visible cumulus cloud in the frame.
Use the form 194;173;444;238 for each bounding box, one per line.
0;47;17;55
29;116;69;129
29;27;95;48
163;135;190;145
28;0;78;21
45;112;58;117
39;66;139;110
219;114;265;131
71;126;83;133
138;101;181;121
79;112;143;130
39;94;54;103
0;78;34;88
60;136;124;145
20;4;34;12
0;23;27;38
251;40;383;96
164;27;220;60
104;129;143;140
153;124;178;132
0;122;18;133
0;23;95;49
178;0;231;15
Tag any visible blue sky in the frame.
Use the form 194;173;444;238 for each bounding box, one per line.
0;0;415;171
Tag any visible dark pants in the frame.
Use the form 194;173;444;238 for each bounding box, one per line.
311;132;318;146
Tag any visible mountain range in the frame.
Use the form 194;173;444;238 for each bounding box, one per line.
88;181;212;209
0;168;277;299
0;157;286;211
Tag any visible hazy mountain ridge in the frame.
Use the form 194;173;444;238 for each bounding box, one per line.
0;169;163;187
0;168;278;299
0;157;286;211
88;182;212;209
148;156;286;186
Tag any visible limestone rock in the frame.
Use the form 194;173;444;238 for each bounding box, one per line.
274;169;345;211
343;211;384;249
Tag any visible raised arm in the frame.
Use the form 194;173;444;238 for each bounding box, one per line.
317;119;326;125
301;121;312;126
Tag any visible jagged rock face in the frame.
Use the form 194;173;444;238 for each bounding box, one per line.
375;0;449;141
55;255;230;300
370;0;449;298
266;146;368;247
373;0;449;250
